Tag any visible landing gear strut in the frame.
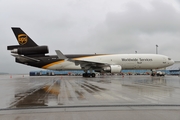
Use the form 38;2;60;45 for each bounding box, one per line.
82;73;96;78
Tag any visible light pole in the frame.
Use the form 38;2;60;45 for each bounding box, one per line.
156;45;158;54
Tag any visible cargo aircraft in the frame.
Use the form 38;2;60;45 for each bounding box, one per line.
7;27;174;77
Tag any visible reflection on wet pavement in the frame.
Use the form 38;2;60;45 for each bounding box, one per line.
0;75;180;109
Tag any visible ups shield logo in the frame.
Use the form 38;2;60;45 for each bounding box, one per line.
18;34;28;45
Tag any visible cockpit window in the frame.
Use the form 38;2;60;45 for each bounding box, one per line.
168;58;171;60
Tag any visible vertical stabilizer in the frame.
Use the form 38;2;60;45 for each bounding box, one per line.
11;27;38;47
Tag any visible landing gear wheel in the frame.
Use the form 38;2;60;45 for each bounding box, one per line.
83;73;88;77
91;73;96;77
83;73;85;77
87;73;91;77
82;73;96;78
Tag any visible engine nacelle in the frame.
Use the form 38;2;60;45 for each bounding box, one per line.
11;46;49;55
103;65;122;73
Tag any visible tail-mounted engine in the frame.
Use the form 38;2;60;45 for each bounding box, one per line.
8;45;49;55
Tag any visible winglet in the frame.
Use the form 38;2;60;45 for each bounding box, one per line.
55;50;67;59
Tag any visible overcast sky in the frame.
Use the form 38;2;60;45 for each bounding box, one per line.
1;0;180;73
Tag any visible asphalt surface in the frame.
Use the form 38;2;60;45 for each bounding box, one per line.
0;75;180;120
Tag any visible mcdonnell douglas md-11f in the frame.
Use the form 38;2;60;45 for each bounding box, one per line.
7;27;174;77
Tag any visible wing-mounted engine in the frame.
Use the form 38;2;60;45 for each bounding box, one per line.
95;65;122;73
8;45;49;55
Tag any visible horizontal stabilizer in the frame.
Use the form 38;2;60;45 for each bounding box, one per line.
11;54;40;62
55;50;67;59
7;45;22;50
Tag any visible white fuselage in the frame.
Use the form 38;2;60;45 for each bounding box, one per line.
43;54;174;71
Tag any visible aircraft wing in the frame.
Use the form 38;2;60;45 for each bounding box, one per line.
55;50;112;71
11;54;40;62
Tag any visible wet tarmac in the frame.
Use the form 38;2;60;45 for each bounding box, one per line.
0;75;180;120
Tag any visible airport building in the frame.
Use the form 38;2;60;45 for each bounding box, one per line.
29;70;84;76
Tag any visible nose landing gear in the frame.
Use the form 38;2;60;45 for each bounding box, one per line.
151;69;156;76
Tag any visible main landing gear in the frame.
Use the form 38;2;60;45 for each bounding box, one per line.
82;73;96;78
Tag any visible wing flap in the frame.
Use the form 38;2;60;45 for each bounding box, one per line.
72;59;110;70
